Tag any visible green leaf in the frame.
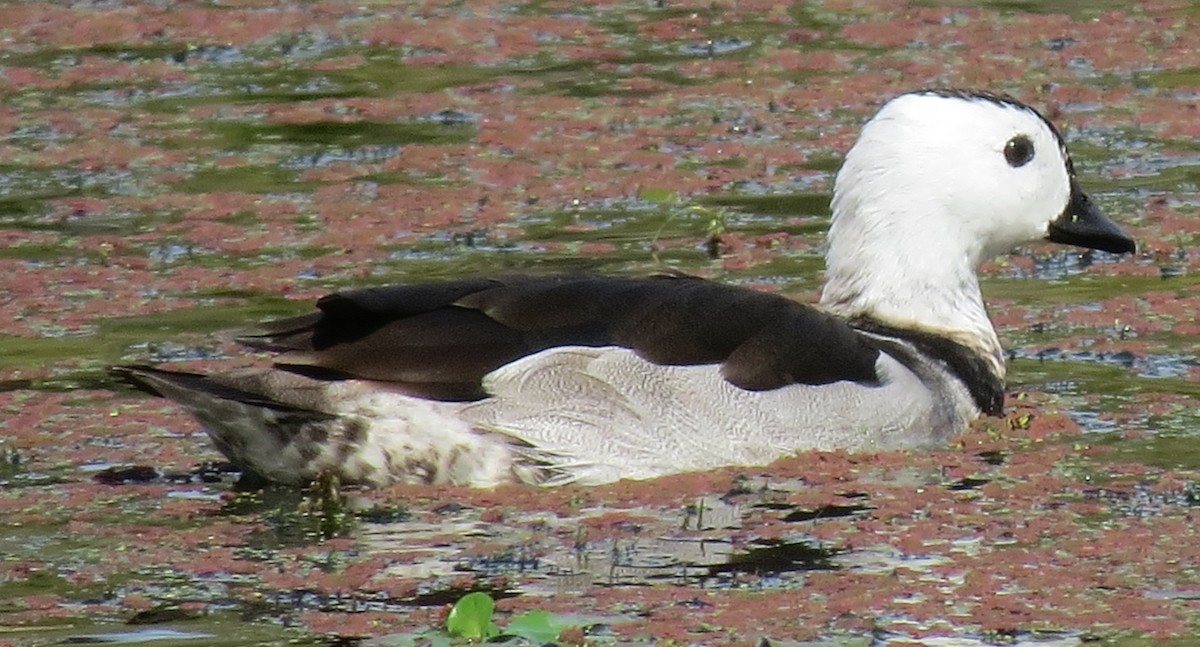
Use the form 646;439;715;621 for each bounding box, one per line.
446;592;499;640
504;610;574;643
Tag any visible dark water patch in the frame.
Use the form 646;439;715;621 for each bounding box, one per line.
977;450;1007;466
92;465;161;485
779;502;872;522
946;477;992;491
709;538;837;575
702;191;831;219
91;462;241;487
750;501;795;511
356;505;412;524
126;606;203;625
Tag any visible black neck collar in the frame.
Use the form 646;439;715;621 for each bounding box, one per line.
851;317;1005;416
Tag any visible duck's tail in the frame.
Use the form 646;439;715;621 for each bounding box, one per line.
109;365;517;487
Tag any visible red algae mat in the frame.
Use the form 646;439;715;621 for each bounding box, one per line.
2;1;1200;645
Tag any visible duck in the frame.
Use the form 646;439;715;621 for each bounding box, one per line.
112;89;1136;488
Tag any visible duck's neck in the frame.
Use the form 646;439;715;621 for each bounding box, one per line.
819;238;1005;383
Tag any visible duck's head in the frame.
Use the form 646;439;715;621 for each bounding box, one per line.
821;89;1136;369
826;89;1135;275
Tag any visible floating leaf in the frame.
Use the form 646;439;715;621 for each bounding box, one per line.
504;610;576;643
446;592;499;640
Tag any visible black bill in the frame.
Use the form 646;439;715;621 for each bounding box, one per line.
1046;180;1136;254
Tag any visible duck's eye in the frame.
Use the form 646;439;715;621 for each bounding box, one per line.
1004;135;1035;167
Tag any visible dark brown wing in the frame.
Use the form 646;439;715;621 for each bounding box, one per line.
236;274;883;401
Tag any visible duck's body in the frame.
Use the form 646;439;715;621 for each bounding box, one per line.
116;275;994;486
114;89;1135;487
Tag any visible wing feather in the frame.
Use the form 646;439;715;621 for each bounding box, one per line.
236;274;882;400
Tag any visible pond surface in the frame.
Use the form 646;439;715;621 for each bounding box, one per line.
2;1;1200;645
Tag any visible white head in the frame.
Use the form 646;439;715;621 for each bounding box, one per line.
821;90;1134;373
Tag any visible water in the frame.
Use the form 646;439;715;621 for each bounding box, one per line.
2;1;1200;644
